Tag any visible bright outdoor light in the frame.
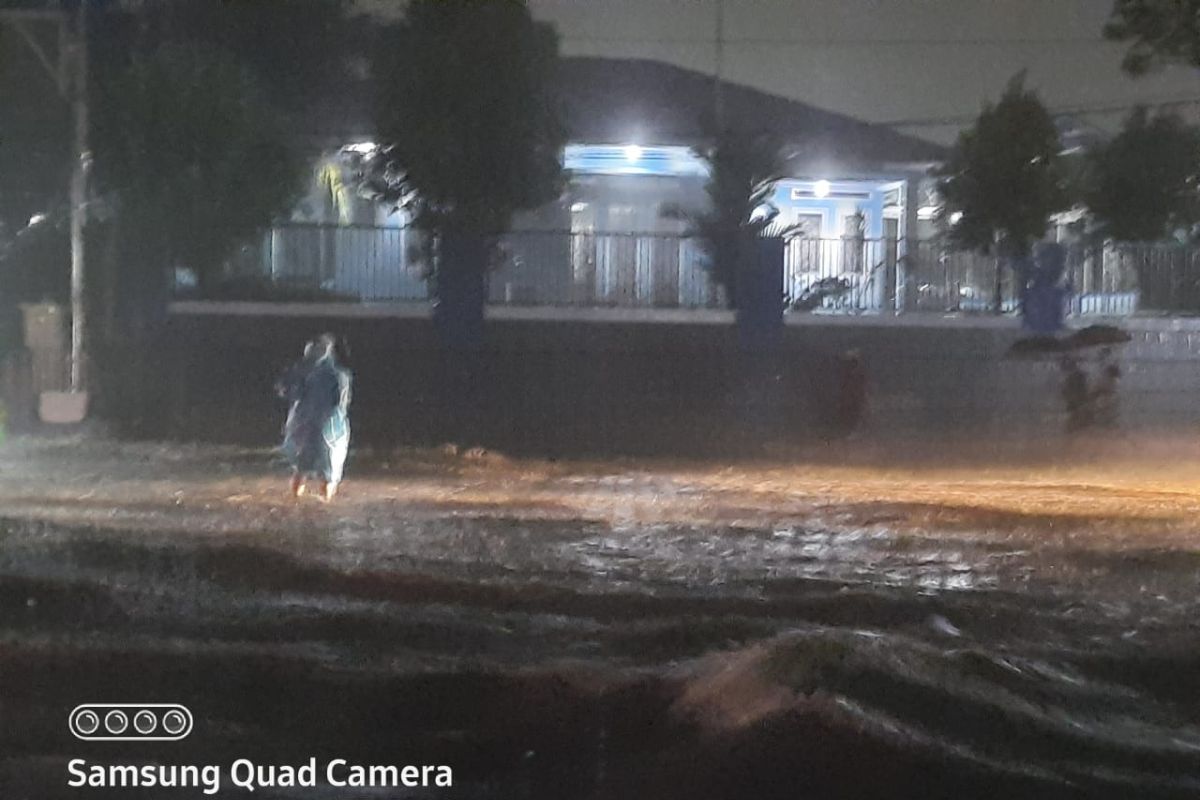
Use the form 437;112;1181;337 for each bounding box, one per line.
813;180;831;198
570;202;588;213
623;144;643;162
949;211;964;225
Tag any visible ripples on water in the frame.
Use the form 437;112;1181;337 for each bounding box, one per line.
2;509;1200;798
678;629;1200;797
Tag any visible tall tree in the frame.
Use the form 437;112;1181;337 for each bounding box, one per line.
1104;0;1200;75
1084;107;1200;241
127;0;354;118
936;74;1068;263
372;0;565;348
0;19;71;313
677;131;785;310
0;23;70;240
93;44;304;319
1;0;354;307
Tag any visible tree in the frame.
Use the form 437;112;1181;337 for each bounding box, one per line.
0;0;352;309
93;45;304;317
1084;107;1200;241
126;0;355;118
684;131;786;310
936;74;1069;259
371;0;566;348
0;25;70;241
1104;0;1200;75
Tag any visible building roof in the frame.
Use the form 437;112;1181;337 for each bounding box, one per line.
306;56;946;171
557;57;946;170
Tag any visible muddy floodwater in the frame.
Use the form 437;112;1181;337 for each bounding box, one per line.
2;435;1200;798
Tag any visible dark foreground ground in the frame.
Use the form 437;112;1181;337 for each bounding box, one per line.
2;435;1200;799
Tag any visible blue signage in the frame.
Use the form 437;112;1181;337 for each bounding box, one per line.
564;145;709;177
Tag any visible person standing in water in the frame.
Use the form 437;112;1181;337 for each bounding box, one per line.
275;334;352;501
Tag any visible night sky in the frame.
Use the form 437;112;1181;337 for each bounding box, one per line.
362;0;1200;144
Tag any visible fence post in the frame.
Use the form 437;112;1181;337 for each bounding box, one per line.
268;227;279;281
734;237;785;450
736;237;784;351
901;176;922;312
992;253;1004;314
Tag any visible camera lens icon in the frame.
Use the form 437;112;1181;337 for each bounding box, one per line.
104;710;128;735
162;709;188;735
71;704;192;741
73;709;100;736
133;710;157;735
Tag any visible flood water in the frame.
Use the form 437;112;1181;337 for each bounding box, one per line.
2;437;1200;798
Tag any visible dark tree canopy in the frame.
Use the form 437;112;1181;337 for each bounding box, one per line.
1084;107;1200;241
130;0;355;117
0;0;351;293
935;74;1069;255
2;0;355;111
1104;0;1200;75
0;24;70;237
372;0;566;239
93;45;304;293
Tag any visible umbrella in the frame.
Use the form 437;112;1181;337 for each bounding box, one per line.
1006;325;1131;360
1063;325;1132;350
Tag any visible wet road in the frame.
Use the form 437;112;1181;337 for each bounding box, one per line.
2;436;1200;798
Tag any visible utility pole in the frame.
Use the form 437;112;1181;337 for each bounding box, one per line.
713;0;725;131
68;0;90;394
0;2;89;399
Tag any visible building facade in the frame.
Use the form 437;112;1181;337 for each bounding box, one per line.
232;57;947;311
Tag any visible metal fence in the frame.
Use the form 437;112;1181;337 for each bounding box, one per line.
490;231;718;308
904;242;1195;316
223;225;721;308
210;223;1200;316
226;224;427;301
784;236;898;312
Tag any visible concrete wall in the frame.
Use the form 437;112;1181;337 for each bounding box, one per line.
805;315;1200;438
158;305;1200;456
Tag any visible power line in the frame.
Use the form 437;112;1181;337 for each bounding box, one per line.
560;34;1118;47
881;96;1200;128
556;30;1190;128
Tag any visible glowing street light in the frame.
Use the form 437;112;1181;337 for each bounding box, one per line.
813;180;831;199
